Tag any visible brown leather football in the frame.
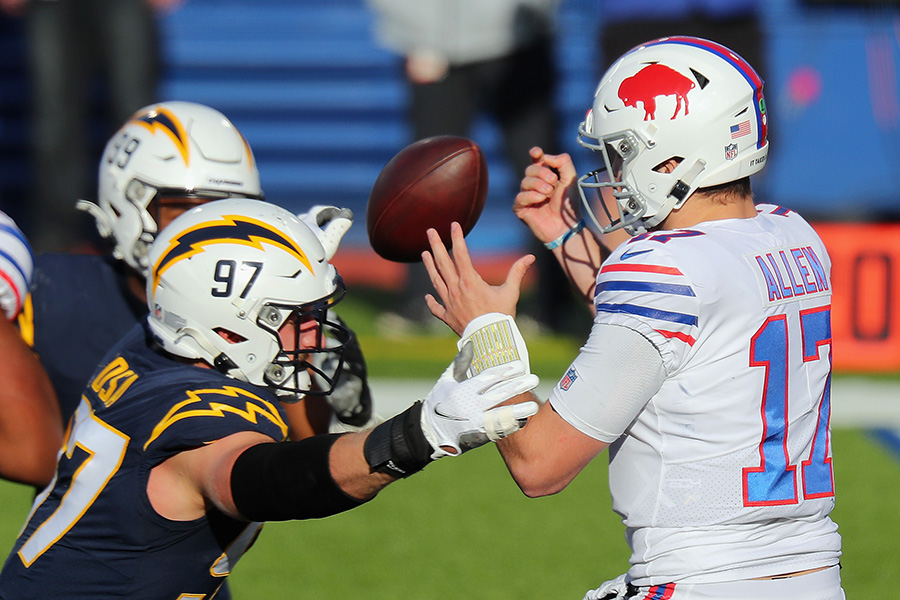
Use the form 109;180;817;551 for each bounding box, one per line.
366;136;488;263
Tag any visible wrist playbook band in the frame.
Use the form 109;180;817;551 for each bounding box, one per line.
543;218;585;250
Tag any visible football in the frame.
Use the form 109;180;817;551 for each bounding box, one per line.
366;136;488;263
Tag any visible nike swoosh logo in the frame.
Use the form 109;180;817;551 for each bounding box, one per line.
620;248;653;260
433;406;467;421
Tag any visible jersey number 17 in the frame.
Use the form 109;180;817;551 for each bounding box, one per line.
743;306;834;506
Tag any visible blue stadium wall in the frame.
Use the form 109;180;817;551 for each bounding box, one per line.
0;0;898;253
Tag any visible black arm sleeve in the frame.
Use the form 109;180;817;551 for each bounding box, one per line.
230;434;366;522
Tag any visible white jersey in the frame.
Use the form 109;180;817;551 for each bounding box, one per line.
550;205;841;585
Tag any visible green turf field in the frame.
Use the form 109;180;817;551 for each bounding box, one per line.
0;428;896;597
0;293;896;597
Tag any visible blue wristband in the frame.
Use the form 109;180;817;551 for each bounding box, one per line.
543;219;585;250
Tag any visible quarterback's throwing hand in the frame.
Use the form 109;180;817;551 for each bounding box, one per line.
420;342;539;458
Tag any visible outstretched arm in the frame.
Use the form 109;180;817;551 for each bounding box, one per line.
495;400;609;497
422;220;609;496
149;346;538;522
0;211;63;487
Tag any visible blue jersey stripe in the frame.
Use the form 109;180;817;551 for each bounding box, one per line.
0;248;28;283
0;222;31;250
596;302;698;326
596;280;696;297
0;223;31;283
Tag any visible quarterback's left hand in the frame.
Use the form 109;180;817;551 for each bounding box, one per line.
298;205;353;261
420;342;539;458
0;211;33;321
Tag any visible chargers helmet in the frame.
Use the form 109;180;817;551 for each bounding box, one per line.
78;101;263;274
146;198;350;401
577;36;769;235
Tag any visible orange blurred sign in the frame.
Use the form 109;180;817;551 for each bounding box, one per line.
814;223;900;372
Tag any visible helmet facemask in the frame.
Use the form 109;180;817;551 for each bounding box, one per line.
577;126;649;235
251;287;352;402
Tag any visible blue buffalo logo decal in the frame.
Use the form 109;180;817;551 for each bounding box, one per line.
151;214;313;289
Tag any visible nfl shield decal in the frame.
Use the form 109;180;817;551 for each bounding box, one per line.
560;367;579;391
725;143;738;161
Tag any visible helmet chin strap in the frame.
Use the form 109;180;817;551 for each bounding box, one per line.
644;158;709;231
668;158;707;205
276;371;311;403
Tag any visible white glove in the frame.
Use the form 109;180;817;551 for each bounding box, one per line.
420;342;539;459
0;211;34;321
583;574;629;600
298;205;353;260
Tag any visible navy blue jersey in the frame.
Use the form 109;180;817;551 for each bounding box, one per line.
0;322;289;599
19;253;147;424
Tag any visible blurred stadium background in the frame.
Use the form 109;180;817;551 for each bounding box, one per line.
0;0;899;596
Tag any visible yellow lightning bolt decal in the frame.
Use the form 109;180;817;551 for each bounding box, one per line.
130;105;191;166
151;213;313;290
145;386;288;450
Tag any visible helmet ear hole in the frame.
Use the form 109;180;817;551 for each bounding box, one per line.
652;157;684;174
213;327;247;344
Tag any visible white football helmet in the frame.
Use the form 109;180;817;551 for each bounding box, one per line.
78;101;263;274
577;36;769;235
146;198;350;402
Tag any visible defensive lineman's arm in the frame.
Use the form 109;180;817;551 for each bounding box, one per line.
148;348;539;523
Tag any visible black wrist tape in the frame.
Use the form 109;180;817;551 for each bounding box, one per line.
363;401;433;478
230;434;366;522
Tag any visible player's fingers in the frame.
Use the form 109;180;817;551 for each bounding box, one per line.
528;146;544;164
483;398;540;441
504;254;535;294
424;293;447;321
520;171;557;196
422;249;450;301
538;152;576;183
426;228;459;287
448;222;477;277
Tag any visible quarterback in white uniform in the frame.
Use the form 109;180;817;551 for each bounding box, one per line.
422;36;843;599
